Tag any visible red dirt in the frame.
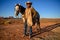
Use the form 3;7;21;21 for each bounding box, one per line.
0;18;60;40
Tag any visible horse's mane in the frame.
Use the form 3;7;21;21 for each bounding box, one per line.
20;5;26;14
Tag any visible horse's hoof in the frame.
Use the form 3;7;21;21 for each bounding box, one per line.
37;29;41;33
37;29;39;31
22;34;26;37
29;35;32;39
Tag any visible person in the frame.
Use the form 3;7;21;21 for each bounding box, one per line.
24;1;37;38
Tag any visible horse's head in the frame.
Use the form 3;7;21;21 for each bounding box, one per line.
15;4;25;16
14;4;20;17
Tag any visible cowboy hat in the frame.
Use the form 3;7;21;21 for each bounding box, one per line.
25;1;32;5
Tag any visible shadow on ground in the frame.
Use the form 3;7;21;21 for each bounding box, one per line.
31;23;60;40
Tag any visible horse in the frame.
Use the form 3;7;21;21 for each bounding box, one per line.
14;4;40;31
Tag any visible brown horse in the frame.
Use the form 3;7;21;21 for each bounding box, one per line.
14;4;40;31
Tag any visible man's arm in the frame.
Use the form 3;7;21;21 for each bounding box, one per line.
31;7;37;17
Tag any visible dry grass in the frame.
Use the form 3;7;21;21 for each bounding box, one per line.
0;18;60;40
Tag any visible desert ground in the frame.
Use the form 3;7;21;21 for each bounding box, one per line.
0;18;60;40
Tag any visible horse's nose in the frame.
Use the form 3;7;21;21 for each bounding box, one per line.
15;6;19;11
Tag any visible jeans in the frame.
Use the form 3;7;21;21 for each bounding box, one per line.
30;26;32;36
24;20;32;36
24;20;27;35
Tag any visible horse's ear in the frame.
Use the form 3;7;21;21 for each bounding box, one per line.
15;3;21;6
19;4;21;5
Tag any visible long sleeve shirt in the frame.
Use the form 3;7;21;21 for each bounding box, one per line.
25;7;37;26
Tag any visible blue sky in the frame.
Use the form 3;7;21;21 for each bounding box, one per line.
0;0;60;18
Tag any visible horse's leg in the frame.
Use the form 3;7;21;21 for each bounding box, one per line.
36;18;41;32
